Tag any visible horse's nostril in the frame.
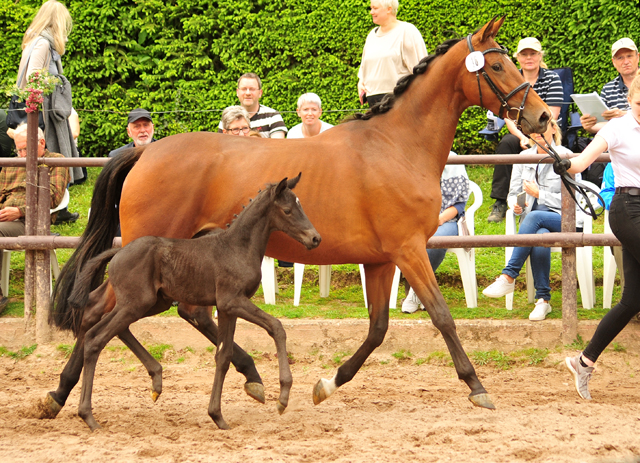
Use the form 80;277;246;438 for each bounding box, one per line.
313;235;322;246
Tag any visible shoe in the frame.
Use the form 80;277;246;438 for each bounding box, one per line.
487;201;508;223
482;275;515;298
565;355;594;400
402;288;424;313
54;208;79;225
529;299;551;321
278;260;293;268
0;296;8;314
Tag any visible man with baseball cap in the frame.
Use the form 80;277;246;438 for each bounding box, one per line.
108;108;157;157
581;38;639;134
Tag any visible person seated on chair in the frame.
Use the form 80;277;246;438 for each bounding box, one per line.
581;38;639;134
108;108;157;158
487;37;564;223
482;120;581;321
402;152;469;313
287;93;333;139
0;123;70;312
220;106;252;136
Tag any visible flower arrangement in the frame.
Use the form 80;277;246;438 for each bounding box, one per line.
8;69;60;112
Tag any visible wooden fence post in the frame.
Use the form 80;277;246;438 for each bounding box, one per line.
36;166;51;343
561;177;578;344
23;111;38;328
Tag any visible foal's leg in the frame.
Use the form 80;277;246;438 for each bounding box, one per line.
314;262;394;405
118;328;163;402
207;310;237;430
399;248;494;409
177;302;265;403
226;298;292;415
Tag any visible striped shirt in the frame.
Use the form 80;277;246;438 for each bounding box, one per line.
601;75;632;111
527;68;564;123
218;104;287;137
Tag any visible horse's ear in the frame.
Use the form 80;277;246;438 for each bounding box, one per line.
287;172;302;190
480;16;504;43
274;177;288;198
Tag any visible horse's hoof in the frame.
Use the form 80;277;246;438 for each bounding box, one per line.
213;418;231;430
313;378;336;405
244;382;265;404
37;393;63;419
468;392;496;410
151;390;160;403
276;400;286;415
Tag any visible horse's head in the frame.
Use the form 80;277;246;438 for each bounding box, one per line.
271;173;322;251
462;17;550;135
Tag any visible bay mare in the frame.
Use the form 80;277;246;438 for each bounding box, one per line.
47;18;550;419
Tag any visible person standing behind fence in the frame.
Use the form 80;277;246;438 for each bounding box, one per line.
217;73;287;138
357;0;427;107
0;123;70;313
287;93;333;139
487;38;563;223
108;108;157;158
557;74;640;400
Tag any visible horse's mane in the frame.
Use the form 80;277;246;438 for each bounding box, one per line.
225;183;276;229
351;37;463;121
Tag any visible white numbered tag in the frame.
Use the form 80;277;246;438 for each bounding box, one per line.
465;51;485;72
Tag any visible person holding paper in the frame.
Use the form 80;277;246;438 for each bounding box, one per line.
487;37;563;223
580;38;639;134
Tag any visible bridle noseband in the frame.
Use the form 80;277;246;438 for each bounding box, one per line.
466;34;531;129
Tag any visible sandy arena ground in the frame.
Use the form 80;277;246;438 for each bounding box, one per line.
1;317;639;463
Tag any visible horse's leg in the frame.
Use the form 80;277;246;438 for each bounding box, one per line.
226;298;292;415
117;328;163;402
314;262;395;405
207;310;237;430
177;302;265;403
399;248;495;409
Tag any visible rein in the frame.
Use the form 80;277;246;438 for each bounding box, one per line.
465;34;531;129
528;135;604;220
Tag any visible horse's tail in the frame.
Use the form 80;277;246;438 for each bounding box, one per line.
50;146;147;334
66;248;120;333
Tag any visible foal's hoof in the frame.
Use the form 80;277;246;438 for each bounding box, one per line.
151;389;161;403
468;392;496;410
313;378;335;405
36;393;63;419
276;400;287;415
244;382;265;404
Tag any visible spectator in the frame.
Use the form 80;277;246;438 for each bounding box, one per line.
217;73;287;138
357;0;427;107
487;37;563;223
108;108;157;158
482;120;579;321
0;110;14;158
580;38;639;134
220;106;252;136
402;153;469;313
0;123;70;312
287;93;333;139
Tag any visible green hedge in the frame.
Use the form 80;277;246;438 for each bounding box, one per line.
1;0;638;157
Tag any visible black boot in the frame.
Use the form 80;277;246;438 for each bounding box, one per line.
54;207;79;225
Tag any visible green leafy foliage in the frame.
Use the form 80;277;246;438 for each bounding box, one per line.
1;1;637;155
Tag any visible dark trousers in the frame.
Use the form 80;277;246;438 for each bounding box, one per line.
490;134;522;201
583;193;640;362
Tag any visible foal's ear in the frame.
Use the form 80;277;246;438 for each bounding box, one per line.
287;172;302;190
275;177;289;198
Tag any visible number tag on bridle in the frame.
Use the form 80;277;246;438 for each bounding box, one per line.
465;51;485;72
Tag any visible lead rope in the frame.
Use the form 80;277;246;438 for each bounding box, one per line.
529;134;604;220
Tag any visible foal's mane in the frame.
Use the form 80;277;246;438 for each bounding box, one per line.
352;37;463;121
225;182;278;229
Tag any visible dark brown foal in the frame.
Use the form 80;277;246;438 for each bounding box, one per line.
66;175;320;431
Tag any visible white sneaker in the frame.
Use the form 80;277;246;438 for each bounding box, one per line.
402;288;424;313
482;275;515;298
529;299;551;321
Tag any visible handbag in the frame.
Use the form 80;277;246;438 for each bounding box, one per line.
6;37;47;130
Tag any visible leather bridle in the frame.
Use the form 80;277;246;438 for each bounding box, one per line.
466;33;531;129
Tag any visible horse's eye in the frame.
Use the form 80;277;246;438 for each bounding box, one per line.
283;208;292;215
491;63;503;72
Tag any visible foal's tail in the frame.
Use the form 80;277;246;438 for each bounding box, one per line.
50;146;147;335
67;248;120;328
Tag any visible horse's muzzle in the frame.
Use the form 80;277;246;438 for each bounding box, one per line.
303;231;322;250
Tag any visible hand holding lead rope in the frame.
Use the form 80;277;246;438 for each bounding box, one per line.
552;158;571;176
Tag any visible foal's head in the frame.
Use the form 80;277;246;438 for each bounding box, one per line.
265;173;321;250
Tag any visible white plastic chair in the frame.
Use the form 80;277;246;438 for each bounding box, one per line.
504;181;599;310
360;181;483;309
602;210;619;309
0;189;69;296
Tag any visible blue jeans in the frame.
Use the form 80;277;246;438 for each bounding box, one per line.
502;210;561;301
427;221;459;272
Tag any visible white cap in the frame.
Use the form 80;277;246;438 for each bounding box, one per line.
611;38;638;58
514;37;542;56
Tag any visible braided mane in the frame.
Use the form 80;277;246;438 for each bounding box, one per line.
352;38;463;121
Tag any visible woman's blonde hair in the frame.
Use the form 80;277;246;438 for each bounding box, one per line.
627;71;640;100
528;119;562;147
22;0;73;55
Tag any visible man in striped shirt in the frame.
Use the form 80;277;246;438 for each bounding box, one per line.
581;38;639;134
218;73;287;138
